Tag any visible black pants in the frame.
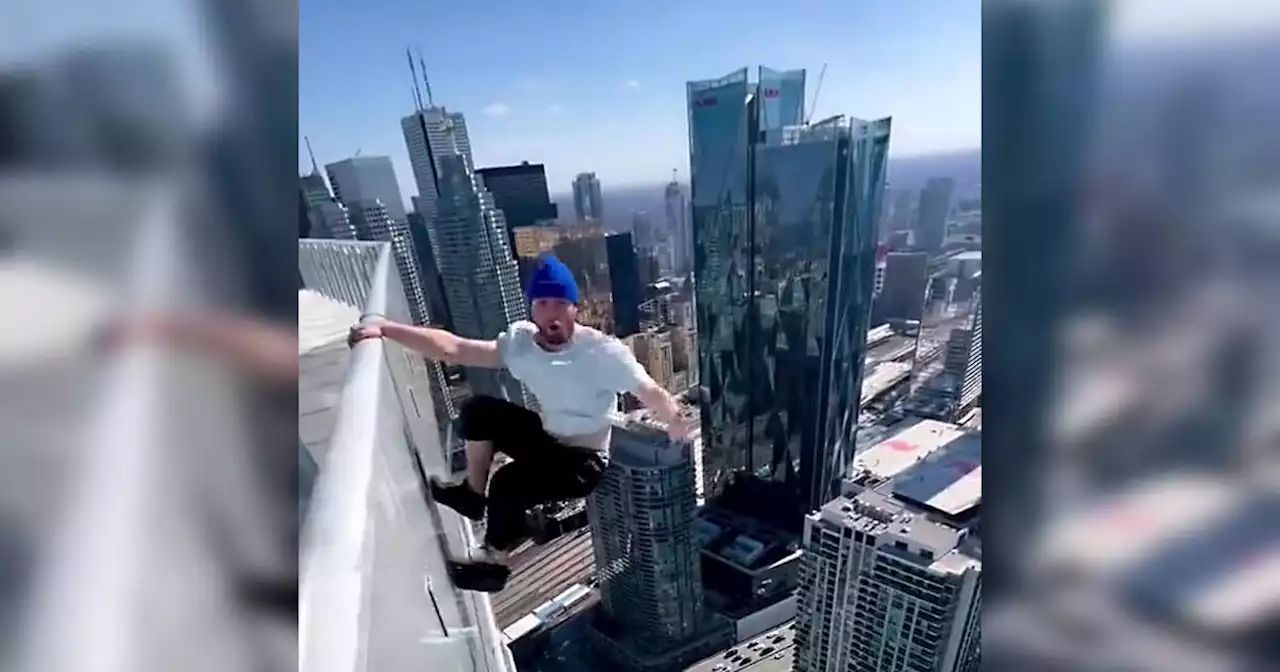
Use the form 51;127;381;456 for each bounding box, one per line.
458;395;606;552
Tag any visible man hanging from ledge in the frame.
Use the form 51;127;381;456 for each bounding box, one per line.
348;255;689;592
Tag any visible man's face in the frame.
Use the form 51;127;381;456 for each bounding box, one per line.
531;297;577;347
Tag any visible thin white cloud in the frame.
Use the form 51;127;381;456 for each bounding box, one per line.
518;77;542;92
625;80;640;89
546;104;563;115
483;103;511;117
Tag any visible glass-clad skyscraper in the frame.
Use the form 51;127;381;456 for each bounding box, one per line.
687;67;890;526
757;66;806;132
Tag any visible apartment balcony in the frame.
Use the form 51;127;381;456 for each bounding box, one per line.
300;239;514;672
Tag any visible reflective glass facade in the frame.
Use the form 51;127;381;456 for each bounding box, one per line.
757;66;806;131
605;232;644;338
687;67;890;524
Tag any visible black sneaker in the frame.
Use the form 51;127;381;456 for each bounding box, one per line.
446;559;511;593
430;478;486;521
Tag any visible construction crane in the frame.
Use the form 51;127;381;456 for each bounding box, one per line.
805;63;827;125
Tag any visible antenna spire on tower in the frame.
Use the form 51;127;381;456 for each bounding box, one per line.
407;47;424;110
305;136;321;176
805;63;827;125
417;48;434;106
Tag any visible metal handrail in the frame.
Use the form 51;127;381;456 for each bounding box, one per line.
299;240;514;672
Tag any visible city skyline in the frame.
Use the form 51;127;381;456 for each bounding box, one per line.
299;0;979;201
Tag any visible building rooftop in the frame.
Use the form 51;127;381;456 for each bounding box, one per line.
607;408;699;469
891;431;982;516
823;418;982;576
815;484;979;577
851;418;969;482
814;486;972;576
697;506;800;573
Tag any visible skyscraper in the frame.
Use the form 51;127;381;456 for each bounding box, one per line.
298;186;313;239
876;251;930;324
407;210;452;330
300;140;351;239
632;211;660;249
584;412;732;669
943;288;982;417
401;104;473;236
606;232;643;337
914;177;955;255
572;172;604;220
889;189;914;233
687;66;890;524
347;200;429;326
300;172;331;210
432;154;531;406
325;156;409;225
339;204;456;431
794;427;982;672
589;415;703;643
300;138;333;210
308;198;356;240
664;174;691;274
476;161;559;230
756;66;806;131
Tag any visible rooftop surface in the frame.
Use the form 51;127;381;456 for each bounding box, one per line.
698;506;800;572
821;419;982;575
815;487;978;577
851;418;969;482
891;430;982;516
609;409;696;468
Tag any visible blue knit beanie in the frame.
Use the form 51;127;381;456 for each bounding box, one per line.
526;256;579;305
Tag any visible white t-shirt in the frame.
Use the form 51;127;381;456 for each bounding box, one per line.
496;320;649;453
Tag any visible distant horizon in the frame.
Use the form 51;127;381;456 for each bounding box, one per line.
543;146;982;196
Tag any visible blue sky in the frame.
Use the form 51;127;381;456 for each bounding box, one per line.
300;0;979;197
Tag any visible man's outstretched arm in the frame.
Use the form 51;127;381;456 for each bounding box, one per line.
633;378;690;440
350;320;503;369
600;339;689;440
